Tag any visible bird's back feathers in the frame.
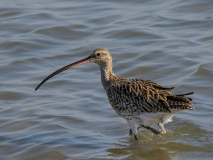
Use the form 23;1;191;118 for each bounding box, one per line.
105;76;194;114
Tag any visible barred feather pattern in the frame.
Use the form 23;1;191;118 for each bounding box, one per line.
102;76;194;120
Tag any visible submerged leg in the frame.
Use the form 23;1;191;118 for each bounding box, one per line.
127;120;140;142
158;123;166;134
134;134;138;141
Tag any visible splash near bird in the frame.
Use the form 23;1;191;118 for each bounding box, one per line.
35;48;194;142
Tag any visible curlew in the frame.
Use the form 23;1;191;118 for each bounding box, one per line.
35;48;194;142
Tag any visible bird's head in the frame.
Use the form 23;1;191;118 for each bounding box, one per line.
35;48;112;91
89;48;112;66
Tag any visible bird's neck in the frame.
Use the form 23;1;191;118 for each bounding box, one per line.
99;60;114;82
99;60;126;89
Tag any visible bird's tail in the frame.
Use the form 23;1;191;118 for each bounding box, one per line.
176;92;194;97
167;92;195;110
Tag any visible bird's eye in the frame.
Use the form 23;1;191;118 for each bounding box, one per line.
97;53;101;56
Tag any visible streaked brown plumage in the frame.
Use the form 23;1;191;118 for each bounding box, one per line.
35;48;194;142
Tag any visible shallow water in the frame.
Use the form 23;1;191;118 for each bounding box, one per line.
0;0;213;159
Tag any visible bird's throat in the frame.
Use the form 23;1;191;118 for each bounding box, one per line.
100;66;114;82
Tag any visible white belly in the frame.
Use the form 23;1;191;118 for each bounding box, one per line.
138;109;185;126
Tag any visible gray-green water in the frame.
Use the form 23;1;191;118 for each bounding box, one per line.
0;0;213;159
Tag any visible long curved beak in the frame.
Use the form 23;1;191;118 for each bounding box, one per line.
35;56;93;91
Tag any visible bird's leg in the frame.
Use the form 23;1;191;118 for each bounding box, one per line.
129;126;141;135
158;123;166;134
141;125;161;135
129;129;133;135
134;134;138;142
127;120;139;142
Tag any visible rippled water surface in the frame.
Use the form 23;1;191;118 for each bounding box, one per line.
0;0;213;159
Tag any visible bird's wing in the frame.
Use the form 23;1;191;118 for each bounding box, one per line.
109;79;193;113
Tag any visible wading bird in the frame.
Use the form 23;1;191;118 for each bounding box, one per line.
35;48;194;142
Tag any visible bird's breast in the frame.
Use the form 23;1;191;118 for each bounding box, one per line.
104;86;141;117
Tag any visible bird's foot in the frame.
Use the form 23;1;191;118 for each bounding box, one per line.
160;130;167;135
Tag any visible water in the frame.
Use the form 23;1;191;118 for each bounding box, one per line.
0;0;213;159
